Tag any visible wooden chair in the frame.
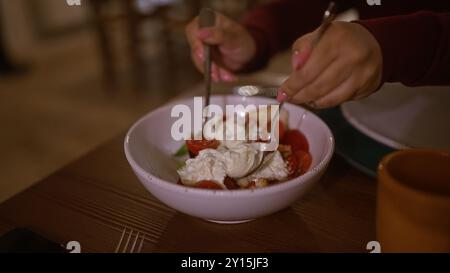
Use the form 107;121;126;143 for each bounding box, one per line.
88;0;262;88
89;0;198;88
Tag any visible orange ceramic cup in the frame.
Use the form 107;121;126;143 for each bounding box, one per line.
377;149;450;252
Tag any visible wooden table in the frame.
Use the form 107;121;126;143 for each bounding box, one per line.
0;130;376;252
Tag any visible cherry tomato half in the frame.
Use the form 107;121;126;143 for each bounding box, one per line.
281;129;309;153
279;121;286;141
186;139;219;157
195;180;223;190
224;176;239;190
295;150;312;174
285;153;299;177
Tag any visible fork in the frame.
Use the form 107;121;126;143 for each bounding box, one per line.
114;227;146;253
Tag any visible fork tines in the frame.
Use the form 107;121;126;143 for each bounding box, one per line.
115;227;146;253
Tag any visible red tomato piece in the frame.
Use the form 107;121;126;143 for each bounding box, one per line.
224;176;239;190
281;129;309;153
295;150;312;174
277;144;292;154
278;121;286;141
195;180;223;190
186;139;219;157
285;153;299;177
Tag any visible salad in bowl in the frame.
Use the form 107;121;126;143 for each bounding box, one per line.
176;107;312;190
124;95;333;223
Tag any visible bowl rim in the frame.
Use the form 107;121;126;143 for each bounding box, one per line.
124;95;335;197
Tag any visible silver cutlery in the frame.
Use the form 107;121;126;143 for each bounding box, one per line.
312;2;337;47
199;8;216;109
232;1;336;129
232;85;278;98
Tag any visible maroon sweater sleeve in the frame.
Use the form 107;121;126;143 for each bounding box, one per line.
240;0;331;71
240;0;450;86
356;12;450;86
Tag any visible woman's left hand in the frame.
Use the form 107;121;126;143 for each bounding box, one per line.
277;22;383;108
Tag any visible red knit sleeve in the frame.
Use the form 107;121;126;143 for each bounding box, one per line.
356;12;450;86
239;0;329;72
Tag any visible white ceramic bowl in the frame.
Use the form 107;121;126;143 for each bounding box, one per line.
124;95;334;223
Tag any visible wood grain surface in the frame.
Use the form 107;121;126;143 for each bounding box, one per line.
0;132;376;252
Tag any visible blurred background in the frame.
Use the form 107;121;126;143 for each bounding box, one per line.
0;0;275;203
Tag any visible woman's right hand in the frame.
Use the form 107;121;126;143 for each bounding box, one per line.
185;12;257;82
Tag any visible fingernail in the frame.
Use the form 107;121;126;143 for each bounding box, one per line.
276;88;289;102
221;72;236;82
197;29;212;39
196;48;204;61
292;50;311;71
211;72;219;82
222;73;232;82
308;101;318;109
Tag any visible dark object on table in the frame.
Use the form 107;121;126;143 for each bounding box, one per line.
0;228;67;253
319;107;395;177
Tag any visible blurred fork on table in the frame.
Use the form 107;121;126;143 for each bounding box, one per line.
114;227;146;253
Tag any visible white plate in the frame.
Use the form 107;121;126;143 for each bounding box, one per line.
341;83;450;150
